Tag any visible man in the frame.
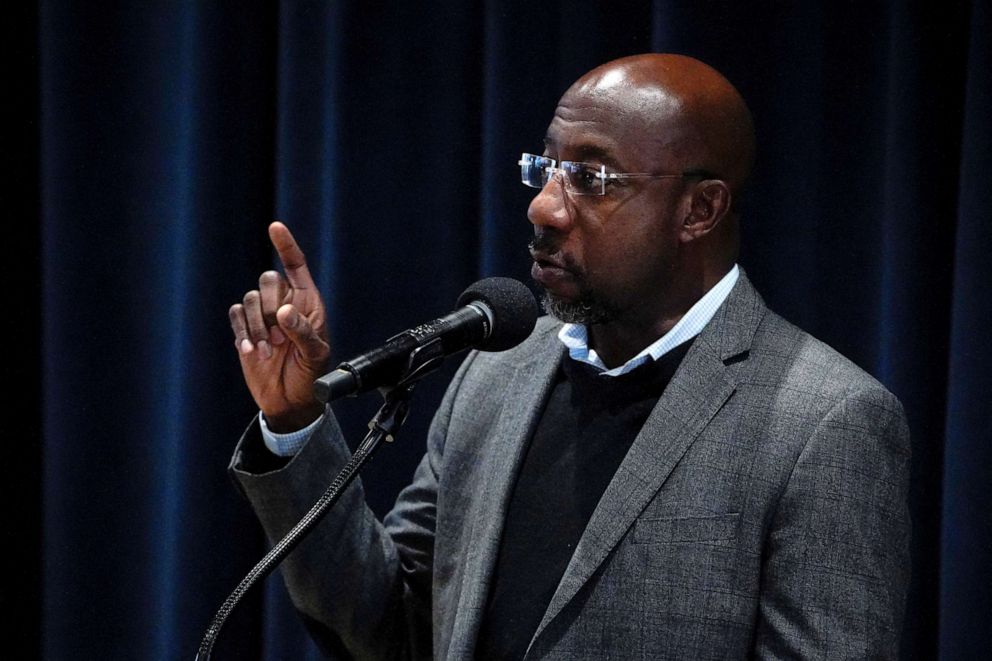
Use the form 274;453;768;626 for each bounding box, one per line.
228;54;911;659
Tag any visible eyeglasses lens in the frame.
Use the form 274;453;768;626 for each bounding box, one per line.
562;162;601;195
520;154;548;188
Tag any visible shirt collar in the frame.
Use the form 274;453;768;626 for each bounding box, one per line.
557;265;739;377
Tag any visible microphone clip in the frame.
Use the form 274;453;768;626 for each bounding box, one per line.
393;337;447;391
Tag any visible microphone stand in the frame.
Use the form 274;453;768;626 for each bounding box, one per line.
195;340;447;660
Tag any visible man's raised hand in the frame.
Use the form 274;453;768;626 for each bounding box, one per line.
229;222;331;432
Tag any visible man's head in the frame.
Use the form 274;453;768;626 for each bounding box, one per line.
527;53;755;328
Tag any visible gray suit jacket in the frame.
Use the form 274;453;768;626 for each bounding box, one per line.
231;272;911;660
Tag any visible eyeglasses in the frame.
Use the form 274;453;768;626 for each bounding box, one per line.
518;152;713;196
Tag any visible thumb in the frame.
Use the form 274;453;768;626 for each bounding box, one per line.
276;303;330;367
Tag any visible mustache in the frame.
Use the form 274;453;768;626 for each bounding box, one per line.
528;232;559;255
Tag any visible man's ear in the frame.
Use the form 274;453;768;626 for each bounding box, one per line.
680;180;732;242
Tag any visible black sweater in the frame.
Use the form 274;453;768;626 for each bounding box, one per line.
477;339;694;659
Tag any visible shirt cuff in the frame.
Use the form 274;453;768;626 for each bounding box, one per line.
259;411;324;457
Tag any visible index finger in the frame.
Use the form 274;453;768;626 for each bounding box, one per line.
269;221;316;290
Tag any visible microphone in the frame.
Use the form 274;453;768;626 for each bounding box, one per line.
313;277;538;402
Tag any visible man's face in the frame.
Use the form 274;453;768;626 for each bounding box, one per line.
528;77;694;326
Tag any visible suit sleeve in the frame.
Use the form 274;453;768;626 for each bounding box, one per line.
228;352;479;660
753;386;912;660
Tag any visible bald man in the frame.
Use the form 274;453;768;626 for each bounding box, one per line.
229;54;910;660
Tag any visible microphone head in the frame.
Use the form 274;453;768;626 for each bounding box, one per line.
456;277;539;351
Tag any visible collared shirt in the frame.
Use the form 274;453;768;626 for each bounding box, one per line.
262;265;739;456
559;264;739;376
260;411;317;456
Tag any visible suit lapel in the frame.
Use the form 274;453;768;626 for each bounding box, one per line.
446;326;564;657
528;272;767;648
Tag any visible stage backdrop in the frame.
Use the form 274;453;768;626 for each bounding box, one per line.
14;0;989;658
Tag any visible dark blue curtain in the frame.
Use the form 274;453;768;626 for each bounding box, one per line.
14;0;988;658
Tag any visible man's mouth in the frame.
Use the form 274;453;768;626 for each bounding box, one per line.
529;249;567;271
530;249;579;294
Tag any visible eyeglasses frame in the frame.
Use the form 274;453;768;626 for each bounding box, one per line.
518;152;717;196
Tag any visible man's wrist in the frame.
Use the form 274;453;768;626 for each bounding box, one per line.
263;402;325;434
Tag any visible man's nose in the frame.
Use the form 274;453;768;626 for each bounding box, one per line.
527;175;572;230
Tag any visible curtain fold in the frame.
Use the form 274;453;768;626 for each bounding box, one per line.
32;1;988;658
941;0;992;657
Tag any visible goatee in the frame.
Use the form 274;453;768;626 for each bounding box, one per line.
541;292;618;325
530;232;620;325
